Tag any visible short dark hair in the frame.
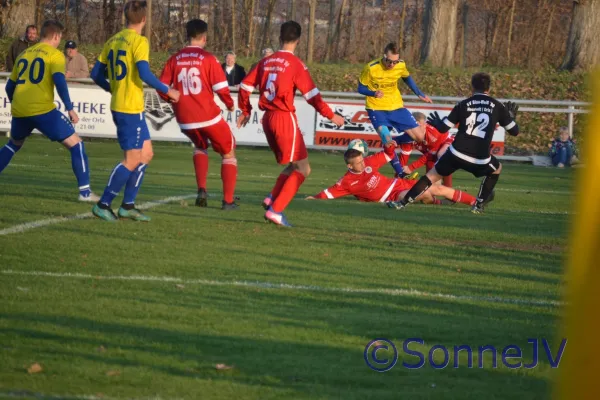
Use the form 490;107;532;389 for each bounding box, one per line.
186;19;208;40
40;20;64;39
344;149;363;164
124;0;147;24
25;25;37;34
471;72;491;93
280;21;302;43
384;42;399;55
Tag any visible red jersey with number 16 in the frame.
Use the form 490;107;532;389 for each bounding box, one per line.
159;46;234;129
238;50;334;119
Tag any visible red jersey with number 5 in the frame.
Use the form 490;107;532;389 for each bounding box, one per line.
158;46;234;129
238;50;334;119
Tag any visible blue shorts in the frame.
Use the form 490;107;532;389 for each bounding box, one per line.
367;108;419;144
112;111;151;150
11;109;75;142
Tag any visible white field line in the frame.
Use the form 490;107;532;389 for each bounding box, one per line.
0;392;179;400
0;194;195;236
1;269;563;308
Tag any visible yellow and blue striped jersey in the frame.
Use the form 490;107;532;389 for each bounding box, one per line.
98;29;149;113
9;43;65;118
359;59;410;111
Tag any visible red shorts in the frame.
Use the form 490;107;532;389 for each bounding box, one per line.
388;179;416;201
182;118;235;155
262;111;307;164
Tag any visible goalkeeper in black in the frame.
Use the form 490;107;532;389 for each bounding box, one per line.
388;72;520;214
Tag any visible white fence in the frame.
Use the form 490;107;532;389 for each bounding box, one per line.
0;73;590;162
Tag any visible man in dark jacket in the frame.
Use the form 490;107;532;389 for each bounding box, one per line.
6;25;38;72
221;51;246;87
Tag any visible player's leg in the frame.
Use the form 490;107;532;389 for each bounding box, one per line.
427;184;476;207
391;108;425;143
118;138;153;221
262;112;292;210
60;134;98;202
0;116;30;173
205;120;238;210
369;109;406;176
472;157;502;214
437;142;453;187
181;128;209;207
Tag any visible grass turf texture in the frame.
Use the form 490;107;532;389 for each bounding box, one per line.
0;136;572;400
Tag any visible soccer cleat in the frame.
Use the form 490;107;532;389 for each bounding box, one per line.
262;194;273;210
92;204;118;222
79;192;101;202
264;207;292;227
118;207;151;222
471;204;485;214
404;171;419;180
386;201;405;210
221;200;239;211
195;188;208;207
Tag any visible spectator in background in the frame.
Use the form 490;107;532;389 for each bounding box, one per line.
549;126;578;167
64;41;89;78
221;51;246;87
250;47;274;71
5;25;38;72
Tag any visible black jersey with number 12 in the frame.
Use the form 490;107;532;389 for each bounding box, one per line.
444;94;517;161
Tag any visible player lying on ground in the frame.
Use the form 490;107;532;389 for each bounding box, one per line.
158;19;238;210
0;20;99;202
306;143;477;207
237;21;344;227
358;42;432;178
398;111;454;188
388;72;519;214
90;0;180;222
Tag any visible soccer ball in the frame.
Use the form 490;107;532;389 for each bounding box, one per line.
347;139;369;156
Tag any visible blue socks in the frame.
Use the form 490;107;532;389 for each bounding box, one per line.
69;142;91;196
0;142;22;173
99;163;133;207
122;163;147;207
389;154;404;176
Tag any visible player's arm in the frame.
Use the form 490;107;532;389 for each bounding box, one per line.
157;56;174;102
500;101;520;136
366;142;398;170
210;56;234;111
407;152;428;172
90;60;111;92
401;67;431;103
358;63;383;98
310;180;351;200
50;54;74;112
236;67;258;127
5;67;18;101
134;38;179;102
295;64;343;126
427;104;461;134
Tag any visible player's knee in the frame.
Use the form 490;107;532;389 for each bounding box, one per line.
141;150;154;164
9;138;25;147
222;149;235;159
295;162;311;177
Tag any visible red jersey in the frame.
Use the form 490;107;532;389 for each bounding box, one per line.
238;50;334;119
158;46;234;129
408;125;453;170
314;146;407;202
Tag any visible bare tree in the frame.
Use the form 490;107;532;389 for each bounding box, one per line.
231;0;236;52
376;0;388;53
0;0;36;38
307;0;316;63
289;0;296;20
259;0;277;54
146;0;152;50
506;0;516;64
420;0;460;67
325;0;336;61
560;0;600;71
398;0;407;51
333;0;348;60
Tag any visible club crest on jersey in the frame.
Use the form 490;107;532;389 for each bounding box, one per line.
365;166;373;173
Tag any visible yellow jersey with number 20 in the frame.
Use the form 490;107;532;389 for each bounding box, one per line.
98;28;149;114
359;59;411;111
9;42;66;118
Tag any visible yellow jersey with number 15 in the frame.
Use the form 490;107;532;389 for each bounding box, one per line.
359;59;410;111
9;42;65;118
98;28;149;114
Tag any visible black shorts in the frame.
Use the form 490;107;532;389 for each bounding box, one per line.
434;150;500;178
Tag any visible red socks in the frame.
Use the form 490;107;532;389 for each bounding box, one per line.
452;190;476;206
272;170;306;213
221;158;237;203
193;149;208;190
270;173;290;199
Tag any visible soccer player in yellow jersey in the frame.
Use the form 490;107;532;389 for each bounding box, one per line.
0;20;99;202
90;0;180;222
358;42;432;177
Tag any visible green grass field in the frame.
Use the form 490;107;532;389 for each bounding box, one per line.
0;136;573;400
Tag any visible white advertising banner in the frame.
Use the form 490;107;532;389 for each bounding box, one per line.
0;83;316;147
315;99;506;155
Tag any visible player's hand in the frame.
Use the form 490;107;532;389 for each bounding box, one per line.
419;95;433;104
227;105;235;112
68;110;79;124
504;101;519;120
426;111;444;129
402;166;412;174
167;88;180;103
330;114;345;127
305;196;316;200
374;90;384;98
237;113;251;128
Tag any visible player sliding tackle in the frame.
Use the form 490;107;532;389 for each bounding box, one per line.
90;1;180;222
388;72;520;214
237;21;344;227
158;19;238;210
0;20;99;202
358;42;432;178
306;142;476;207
